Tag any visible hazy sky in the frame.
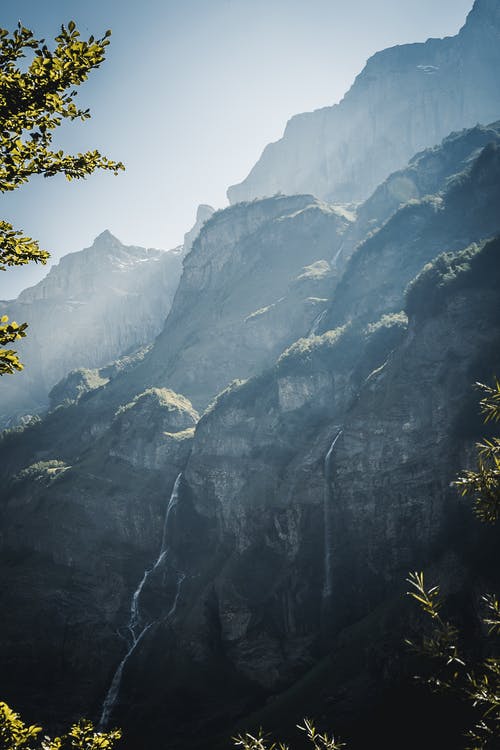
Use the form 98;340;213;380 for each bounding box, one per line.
1;0;473;297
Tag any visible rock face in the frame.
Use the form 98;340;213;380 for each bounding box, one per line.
1;54;500;750
338;120;500;266
321;137;500;332
125;195;352;411
0;385;198;728
182;204;215;254
228;0;500;205
112;238;500;750
109;388;198;471
0;205;214;427
0;232;182;425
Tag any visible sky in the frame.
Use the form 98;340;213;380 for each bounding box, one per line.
1;0;474;298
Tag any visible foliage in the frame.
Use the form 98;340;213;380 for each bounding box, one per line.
12;459;69;485
234;718;345;750
0;314;27;374
365;311;408;335
276;325;351;378
115;388;196;418
406;573;500;749
0;20;124;376
405;237;500;320
48;368;109;409
0;702;121;750
407;378;500;749
454;379;500;524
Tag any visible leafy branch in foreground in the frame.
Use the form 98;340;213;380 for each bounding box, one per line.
406;573;500;749
0;701;121;750
233;718;345;750
454;379;500;523
0;314;27;374
407;378;500;749
0;20;124;376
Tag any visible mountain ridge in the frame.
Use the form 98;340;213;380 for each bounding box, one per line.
0;205;214;425
227;0;500;205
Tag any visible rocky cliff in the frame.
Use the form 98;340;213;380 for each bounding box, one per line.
0;114;498;749
0;204;214;426
321;136;500;332
0;385;199;728
139;237;498;749
0;232;179;424
118;194;352;412
227;0;500;205
132;237;498;748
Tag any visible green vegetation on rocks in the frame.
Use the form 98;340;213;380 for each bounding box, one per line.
405;236;500;319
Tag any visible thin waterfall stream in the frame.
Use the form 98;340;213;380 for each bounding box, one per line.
307;309;327;337
99;473;184;728
323;430;342;599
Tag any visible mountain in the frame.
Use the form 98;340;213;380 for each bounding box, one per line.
129;194;352;411
0;205;214;426
227;0;500;205
321;136;500;332
0;113;498;749
144;236;497;750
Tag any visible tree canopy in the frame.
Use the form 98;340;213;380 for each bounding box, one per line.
0;701;121;750
0;20;124;376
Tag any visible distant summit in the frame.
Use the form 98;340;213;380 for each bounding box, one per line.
466;0;500;27
93;229;121;245
0;205;216;425
0;236;180;425
182;204;214;255
228;0;500;205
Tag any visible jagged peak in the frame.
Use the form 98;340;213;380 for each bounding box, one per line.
196;204;215;223
92;229;122;246
463;0;500;30
182;204;215;255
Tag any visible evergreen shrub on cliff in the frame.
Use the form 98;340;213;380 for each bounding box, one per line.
405;236;500;320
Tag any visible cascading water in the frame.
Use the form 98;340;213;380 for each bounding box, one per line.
331;240;344;269
323;430;342;599
99;472;184;728
308;309;327;337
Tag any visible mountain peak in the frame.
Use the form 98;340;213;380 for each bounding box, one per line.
196;204;214;223
93;229;122;246
183;204;215;255
465;0;500;29
228;1;500;206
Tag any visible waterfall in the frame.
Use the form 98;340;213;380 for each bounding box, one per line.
99;473;183;728
331;240;344;269
323;430;342;599
308;309;327;337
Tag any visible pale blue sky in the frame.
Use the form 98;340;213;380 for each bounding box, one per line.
1;0;473;297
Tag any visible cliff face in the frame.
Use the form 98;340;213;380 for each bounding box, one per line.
0;232;182;424
0;385;198;727
321;137;500;332
125;195;352;411
227;0;500;205
113;238;500;749
0;206;215;427
0;109;499;747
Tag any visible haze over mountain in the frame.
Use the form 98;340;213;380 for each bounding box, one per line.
0;205;213;425
228;0;500;204
0;3;499;750
2;113;499;748
0;0;473;301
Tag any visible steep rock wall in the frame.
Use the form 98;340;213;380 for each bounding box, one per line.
228;0;500;205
